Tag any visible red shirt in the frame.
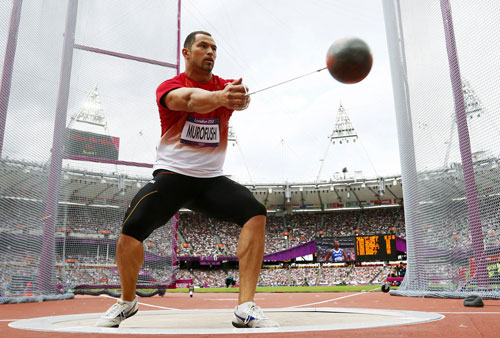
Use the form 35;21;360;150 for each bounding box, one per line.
153;73;234;178
156;73;233;136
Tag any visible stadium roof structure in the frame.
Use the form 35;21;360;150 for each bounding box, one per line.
2;154;500;214
0;156;404;213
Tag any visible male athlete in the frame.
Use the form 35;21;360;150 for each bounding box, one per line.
324;240;348;262
96;31;279;329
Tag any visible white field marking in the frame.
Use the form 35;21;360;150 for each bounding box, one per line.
286;287;380;309
207;298;264;301
137;302;179;310
439;312;500;314
100;294;179;310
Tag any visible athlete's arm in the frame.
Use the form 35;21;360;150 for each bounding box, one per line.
324;250;332;262
342;249;348;261
164;78;249;113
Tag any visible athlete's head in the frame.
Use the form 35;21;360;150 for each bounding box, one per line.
183;31;216;73
334;240;340;249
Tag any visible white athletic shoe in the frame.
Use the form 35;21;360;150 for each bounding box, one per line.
96;297;138;328
232;302;280;328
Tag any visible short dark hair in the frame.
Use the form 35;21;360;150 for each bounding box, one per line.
184;31;212;49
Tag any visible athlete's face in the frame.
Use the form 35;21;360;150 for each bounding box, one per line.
334;241;340;249
184;34;217;73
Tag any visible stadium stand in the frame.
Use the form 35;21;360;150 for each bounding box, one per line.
175;208;405;258
0;158;406;294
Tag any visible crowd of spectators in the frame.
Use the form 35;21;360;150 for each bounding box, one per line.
258;268;288;286
175;265;392;287
318;266;351;285
182;269;240;288
357;208;402;236
179;213;219;257
215;220;240;255
177;213;288;257
1;205;406;261
59;267;120;287
290;267;320;286
177;208;404;257
59;205;123;235
286;213;321;247
349;266;391;284
0;251;39;296
321;208;405;238
322;211;360;237
263;216;287;254
0;242;395;292
0;201;44;233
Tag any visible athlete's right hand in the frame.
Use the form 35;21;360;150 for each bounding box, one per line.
220;78;250;111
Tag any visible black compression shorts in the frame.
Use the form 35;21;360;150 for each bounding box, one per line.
121;170;267;242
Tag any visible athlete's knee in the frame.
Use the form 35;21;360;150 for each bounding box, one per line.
240;202;267;226
248;201;267;219
244;214;266;227
117;233;143;252
121;220;148;242
255;202;267;218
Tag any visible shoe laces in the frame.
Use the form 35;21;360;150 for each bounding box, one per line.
104;300;132;318
243;304;267;324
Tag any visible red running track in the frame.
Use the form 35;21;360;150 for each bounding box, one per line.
1;292;500;337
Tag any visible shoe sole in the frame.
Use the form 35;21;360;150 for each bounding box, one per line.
232;321;248;328
232;321;280;329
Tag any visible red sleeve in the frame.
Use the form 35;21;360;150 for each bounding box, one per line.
156;74;185;109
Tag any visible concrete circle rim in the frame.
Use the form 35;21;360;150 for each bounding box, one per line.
8;307;445;335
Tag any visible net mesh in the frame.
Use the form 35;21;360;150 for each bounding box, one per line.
0;0;179;301
384;0;500;298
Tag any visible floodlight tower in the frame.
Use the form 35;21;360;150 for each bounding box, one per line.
316;103;358;183
227;123;253;184
67;85;109;134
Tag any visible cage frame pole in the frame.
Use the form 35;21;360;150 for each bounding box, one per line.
0;0;23;158
176;0;182;75
382;0;426;290
39;0;79;294
439;0;488;288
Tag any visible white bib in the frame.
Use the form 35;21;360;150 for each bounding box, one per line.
180;116;220;147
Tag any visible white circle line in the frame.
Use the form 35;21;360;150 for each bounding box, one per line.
8;307;444;335
439;312;500;314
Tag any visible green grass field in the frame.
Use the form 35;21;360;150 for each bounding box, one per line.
74;284;398;295
172;285;385;293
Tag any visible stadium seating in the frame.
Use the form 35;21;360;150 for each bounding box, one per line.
0;200;406;290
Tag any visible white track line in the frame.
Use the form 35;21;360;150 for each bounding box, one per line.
0;319;19;321
100;294;179;310
207;298;264;301
439;312;500;314
137;302;179;310
287;287;379;309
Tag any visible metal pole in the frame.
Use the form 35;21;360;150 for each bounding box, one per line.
176;0;182;75
0;0;23;158
62;204;67;284
73;44;177;69
439;0;488;288
382;0;425;290
39;0;79;294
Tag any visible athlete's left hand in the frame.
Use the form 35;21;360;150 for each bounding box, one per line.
235;85;250;111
